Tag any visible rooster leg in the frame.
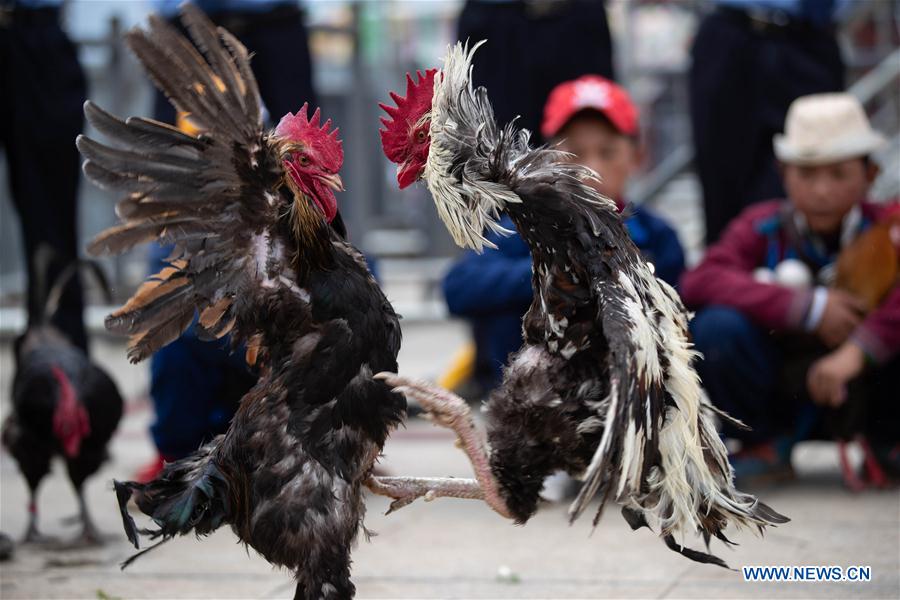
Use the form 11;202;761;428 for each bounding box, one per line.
366;475;484;514
374;372;512;519
72;487;103;546
858;437;890;488
838;440;865;492
22;494;55;545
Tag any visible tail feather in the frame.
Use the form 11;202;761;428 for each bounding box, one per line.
114;480;142;549
113;441;230;566
573;270;788;567
622;506;733;570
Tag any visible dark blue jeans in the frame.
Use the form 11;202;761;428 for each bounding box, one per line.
149;324;255;458
1;8;87;350
146;245;256;458
691;306;900;446
457;0;614;145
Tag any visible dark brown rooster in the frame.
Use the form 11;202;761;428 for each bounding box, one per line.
2;253;123;546
77;6;404;599
370;42;787;568
830;208;900;490
834;210;900;312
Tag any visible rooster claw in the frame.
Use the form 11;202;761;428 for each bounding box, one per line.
385;496;418;515
373;371;400;384
375;373;470;428
22;530;58;546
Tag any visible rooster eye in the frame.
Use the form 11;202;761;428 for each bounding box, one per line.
298;154;310;166
416;130;426;141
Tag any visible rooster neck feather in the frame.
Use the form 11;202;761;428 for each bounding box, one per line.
280;177;336;276
424;41;614;253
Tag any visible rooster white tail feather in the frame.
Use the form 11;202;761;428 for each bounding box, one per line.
569;267;788;567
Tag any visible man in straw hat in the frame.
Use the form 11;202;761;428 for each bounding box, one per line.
681;93;899;484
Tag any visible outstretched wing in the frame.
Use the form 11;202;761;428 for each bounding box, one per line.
79;5;286;363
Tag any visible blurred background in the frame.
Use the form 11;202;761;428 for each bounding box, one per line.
1;2;899;598
1;0;897;328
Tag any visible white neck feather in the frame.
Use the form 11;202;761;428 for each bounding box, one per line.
423;41;517;252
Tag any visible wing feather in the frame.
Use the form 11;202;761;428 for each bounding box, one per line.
180;7;249;118
568;274;664;524
80;5;286;363
84;102;204;154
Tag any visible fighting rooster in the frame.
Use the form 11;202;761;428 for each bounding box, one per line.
2;253;123;546
78;6;403;599
374;43;787;566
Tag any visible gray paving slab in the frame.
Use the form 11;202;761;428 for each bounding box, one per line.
1;324;898;599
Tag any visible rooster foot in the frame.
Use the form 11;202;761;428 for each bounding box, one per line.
59;529;106;550
374;372;513;519
22;528;57;546
365;475;484;515
374;372;470;430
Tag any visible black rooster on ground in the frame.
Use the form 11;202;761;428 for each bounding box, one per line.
2;252;123;547
78;6;404;599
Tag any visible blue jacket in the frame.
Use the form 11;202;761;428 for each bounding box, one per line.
443;206;685;391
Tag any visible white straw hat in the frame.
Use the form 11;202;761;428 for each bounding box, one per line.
773;93;886;166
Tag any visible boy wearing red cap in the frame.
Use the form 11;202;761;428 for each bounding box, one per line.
443;76;685;394
540;75;684;285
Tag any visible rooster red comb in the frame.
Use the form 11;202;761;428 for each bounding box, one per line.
379;69;438;163
275;103;343;171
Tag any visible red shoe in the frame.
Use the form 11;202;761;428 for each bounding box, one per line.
133;454;168;483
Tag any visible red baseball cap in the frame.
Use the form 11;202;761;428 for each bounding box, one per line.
541;75;639;139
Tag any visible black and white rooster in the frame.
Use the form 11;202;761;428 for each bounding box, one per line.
78;6;404;598
373;42;787;566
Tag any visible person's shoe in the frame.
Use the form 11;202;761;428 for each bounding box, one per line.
0;532;14;561
133;454;168;483
730;439;794;486
869;441;900;481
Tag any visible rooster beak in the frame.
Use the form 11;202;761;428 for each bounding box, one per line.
397;161;422;189
317;173;344;192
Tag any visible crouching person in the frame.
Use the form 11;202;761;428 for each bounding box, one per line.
681;93;900;484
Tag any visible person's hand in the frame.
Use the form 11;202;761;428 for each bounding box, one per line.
807;342;866;407
815;289;866;348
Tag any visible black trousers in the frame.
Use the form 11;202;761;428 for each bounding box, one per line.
457;0;614;145
0;7;87;350
689;8;844;243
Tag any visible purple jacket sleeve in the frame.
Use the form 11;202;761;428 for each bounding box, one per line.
680;201;812;331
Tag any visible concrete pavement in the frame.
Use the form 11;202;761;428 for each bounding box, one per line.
1;322;898;599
